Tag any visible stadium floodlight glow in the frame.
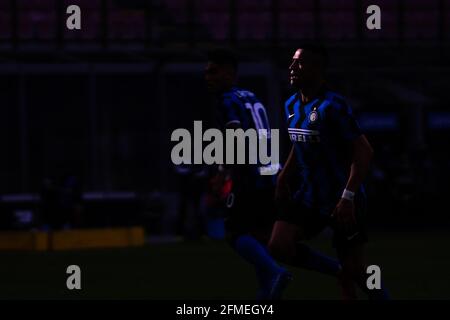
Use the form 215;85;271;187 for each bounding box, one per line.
171;121;280;176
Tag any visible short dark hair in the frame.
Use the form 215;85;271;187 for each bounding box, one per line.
300;44;329;69
207;48;238;71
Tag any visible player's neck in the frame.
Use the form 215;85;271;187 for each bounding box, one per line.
300;80;325;104
216;84;235;96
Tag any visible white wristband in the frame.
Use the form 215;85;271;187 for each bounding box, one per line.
342;189;355;201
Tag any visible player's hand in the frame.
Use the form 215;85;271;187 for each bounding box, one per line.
331;198;357;235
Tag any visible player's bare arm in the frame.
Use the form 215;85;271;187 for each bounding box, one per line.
275;145;296;201
333;135;374;232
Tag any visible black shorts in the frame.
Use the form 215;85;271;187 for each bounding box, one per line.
277;194;368;249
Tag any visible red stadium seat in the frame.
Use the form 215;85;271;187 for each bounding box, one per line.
237;12;271;40
364;12;399;40
403;0;439;40
405;0;439;9
237;0;271;10
198;11;229;40
278;0;315;11
0;0;10;9
164;0;188;24
279;12;315;40
320;0;356;10
195;0;228;10
0;12;11;39
17;0;55;10
62;0;101;10
108;10;146;40
63;10;102;40
18;10;57;40
320;12;356;40
362;0;399;41
404;11;439;40
446;11;450;40
165;0;187;10
361;0;399;10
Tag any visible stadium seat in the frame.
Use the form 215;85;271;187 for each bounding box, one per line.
362;0;399;41
237;12;271;40
63;11;102;40
320;12;356;40
165;0;186;12
17;0;55;10
0;12;11;39
279;12;315;40
164;0;188;25
446;11;450;39
363;11;399;40
404;11;439;40
195;0;228;10
361;0;399;11
62;0;101;9
236;0;271;11
18;11;57;40
0;0;10;10
108;10;146;40
406;0;439;9
198;12;229;40
278;0;315;11
320;0;356;10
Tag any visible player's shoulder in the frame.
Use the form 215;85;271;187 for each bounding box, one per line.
322;90;352;114
220;89;239;108
285;92;298;107
323;90;347;107
221;87;255;105
285;92;299;115
223;87;255;99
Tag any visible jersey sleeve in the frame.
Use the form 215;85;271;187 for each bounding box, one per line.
220;97;242;128
284;94;297;122
327;99;362;141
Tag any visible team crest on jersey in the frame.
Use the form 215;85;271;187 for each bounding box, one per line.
309;111;319;123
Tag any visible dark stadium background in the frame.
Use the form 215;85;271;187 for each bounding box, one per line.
0;0;449;300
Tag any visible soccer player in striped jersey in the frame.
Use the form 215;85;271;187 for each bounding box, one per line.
204;48;345;299
269;46;389;299
205;48;291;299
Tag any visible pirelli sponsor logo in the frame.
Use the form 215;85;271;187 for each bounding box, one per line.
288;128;321;143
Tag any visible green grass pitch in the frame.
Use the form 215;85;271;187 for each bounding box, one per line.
0;230;449;300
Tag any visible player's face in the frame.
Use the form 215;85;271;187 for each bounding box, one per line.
289;49;317;89
204;62;233;93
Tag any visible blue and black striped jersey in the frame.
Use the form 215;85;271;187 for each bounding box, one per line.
285;88;365;212
217;87;270;132
216;86;277;187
